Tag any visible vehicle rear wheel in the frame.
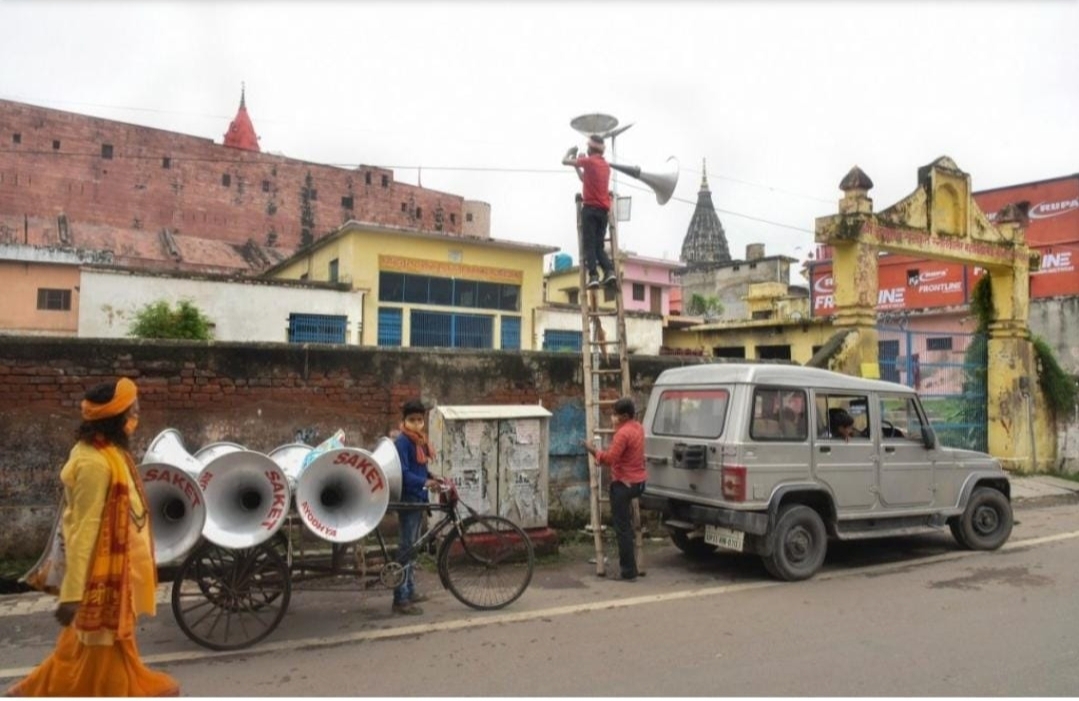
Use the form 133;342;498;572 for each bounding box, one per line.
762;504;827;581
669;529;716;559
952;487;1012;550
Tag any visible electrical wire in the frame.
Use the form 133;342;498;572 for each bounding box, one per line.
0;148;814;234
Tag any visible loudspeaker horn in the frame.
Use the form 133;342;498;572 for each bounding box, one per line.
609;156;680;205
143;428;203;478
268;442;314;491
194;441;245;465
140;429;207;563
294;448;390;543
370;437;403;501
138;461;207;564
198;450;292;549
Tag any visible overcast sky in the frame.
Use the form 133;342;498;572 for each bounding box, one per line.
2;1;1077;274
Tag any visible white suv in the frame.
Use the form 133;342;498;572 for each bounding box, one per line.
640;363;1013;581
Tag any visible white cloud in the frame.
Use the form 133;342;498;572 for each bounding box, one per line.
2;0;1076;272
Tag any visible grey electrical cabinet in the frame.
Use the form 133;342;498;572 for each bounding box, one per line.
428;405;551;530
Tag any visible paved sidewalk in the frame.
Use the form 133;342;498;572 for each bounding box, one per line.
1010;474;1079;500
1;474;1074;620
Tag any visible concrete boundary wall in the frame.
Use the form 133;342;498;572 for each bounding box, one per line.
0;337;704;558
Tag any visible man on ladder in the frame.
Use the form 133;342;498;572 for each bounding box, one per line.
563;134;617;289
563;132;644;580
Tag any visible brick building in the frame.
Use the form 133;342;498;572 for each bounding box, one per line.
0;94;492;274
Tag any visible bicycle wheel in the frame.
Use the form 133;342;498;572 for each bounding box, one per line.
171;540;291;651
437;516;534;610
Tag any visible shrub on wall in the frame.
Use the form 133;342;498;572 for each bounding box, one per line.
129;300;213;340
966;276;1076;418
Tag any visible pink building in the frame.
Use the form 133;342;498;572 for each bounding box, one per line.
617;254;683;315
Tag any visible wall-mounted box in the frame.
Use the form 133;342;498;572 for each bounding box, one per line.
429;405;551;529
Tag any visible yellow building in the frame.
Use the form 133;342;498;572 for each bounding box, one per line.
264;221;557;349
664;282;831;363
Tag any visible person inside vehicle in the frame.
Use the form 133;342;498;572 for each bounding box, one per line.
829;408;856;442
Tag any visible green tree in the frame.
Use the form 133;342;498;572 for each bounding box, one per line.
129;300;213;340
687;293;724;320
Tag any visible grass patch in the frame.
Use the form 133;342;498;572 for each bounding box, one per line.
0;556;35;581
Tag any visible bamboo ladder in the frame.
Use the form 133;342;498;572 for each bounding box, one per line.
576;193;645;578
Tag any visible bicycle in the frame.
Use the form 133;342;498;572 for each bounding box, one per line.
170;481;535;651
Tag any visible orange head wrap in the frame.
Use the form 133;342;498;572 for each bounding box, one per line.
81;377;138;421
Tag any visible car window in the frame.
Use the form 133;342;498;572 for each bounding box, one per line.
652;388;729;439
815;393;871;441
750;387;808;441
878;395;925;442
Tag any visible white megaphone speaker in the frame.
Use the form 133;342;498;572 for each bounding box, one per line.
370;437;403;501
139;429;208;564
194;441;245;464
198;450;292;549
143;428;204;478
295;447;390;543
268;443;314;491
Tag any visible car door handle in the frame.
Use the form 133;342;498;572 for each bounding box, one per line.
819;446;831;454
884;446;896;454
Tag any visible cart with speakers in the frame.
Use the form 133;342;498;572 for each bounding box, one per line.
141;430;535;651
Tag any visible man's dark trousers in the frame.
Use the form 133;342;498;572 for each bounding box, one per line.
609;480;645;579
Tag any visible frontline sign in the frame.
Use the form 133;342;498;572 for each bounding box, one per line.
811;258;969;315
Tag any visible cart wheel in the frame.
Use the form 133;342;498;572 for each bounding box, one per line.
171;540;291;651
437;516;534;610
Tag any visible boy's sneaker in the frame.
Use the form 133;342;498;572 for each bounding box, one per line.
409;593;430;604
392;602;423;615
602;272;618;286
586;274;600;289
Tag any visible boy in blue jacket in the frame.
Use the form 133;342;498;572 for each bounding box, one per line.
392;399;440;615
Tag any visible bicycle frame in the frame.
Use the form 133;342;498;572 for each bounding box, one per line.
387;482;475;565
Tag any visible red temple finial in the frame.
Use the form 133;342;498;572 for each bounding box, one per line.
224;84;260;152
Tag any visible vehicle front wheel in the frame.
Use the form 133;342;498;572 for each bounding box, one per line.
669;529;717;559
762;505;827;581
952;487;1012;550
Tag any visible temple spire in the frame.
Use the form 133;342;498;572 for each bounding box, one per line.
680;157;731;267
223;84;260;152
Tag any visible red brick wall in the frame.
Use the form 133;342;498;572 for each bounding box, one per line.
0;99;465;251
0;337;698;558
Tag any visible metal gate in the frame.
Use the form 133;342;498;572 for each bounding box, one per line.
877;325;988;452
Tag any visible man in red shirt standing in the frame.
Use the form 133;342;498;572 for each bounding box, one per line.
583;397;646;581
563;134;616;289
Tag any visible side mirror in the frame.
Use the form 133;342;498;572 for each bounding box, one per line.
921;426;936;450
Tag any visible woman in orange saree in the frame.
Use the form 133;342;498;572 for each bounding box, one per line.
6;377;180;697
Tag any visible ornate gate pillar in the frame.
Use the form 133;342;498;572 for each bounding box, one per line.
816;157;1045;472
984;205;1038;470
829;167;879;377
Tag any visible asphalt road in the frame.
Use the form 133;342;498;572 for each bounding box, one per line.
3;499;1079;696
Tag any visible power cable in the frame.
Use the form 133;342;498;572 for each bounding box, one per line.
0;149;814;235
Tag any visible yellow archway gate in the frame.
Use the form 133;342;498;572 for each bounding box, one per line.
815;156;1048;472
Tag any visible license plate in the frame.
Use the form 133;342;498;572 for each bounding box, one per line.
704;525;745;551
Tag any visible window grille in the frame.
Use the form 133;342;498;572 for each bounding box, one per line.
287;314;347;344
501;316;521;350
542;329;582;352
378;308;403;346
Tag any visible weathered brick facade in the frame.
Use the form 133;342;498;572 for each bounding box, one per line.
0;337;704;558
0;99;470;267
